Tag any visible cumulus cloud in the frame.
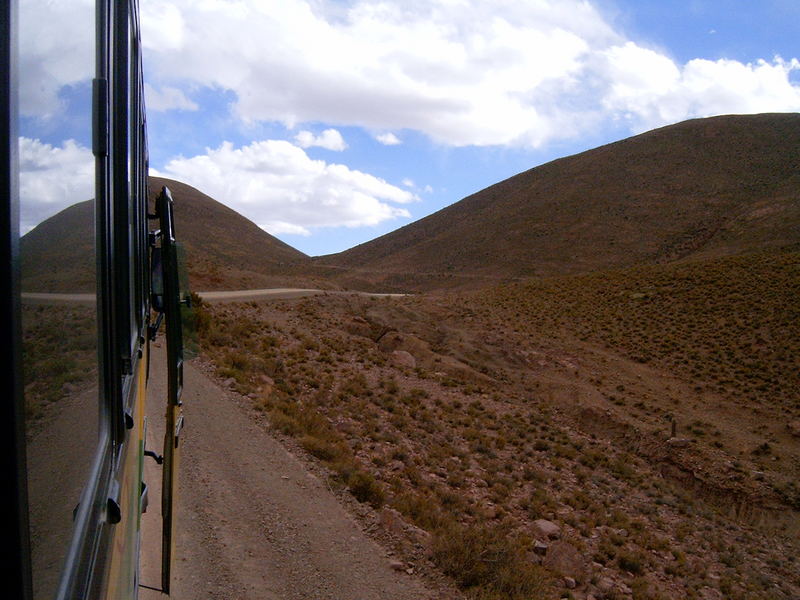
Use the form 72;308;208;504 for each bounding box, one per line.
140;0;800;148
601;45;800;129
375;133;402;146
19;137;95;233
145;83;199;112
294;128;347;150
19;0;94;118
154;140;417;235
139;0;614;146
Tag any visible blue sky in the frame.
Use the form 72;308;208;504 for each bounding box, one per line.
18;1;800;255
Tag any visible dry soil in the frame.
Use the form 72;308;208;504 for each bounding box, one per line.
140;342;443;600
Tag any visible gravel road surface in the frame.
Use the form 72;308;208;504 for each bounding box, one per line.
140;343;435;599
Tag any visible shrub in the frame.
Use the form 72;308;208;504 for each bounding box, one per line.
391;491;447;531
299;435;345;462
431;522;549;599
344;469;385;508
617;551;645;575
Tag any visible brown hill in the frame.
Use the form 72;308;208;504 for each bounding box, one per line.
20;177;316;292
20;200;96;292
148;177;315;290
315;113;800;291
192;246;800;599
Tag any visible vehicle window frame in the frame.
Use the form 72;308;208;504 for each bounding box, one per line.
6;0;157;596
1;2;32;598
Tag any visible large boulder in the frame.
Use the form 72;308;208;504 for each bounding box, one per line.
391;350;416;369
543;541;587;582
532;519;561;540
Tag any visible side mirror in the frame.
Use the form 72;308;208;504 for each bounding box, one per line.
152;186;184;595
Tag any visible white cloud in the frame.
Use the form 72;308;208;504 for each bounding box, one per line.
601;45;800;129
145;83;199;112
140;0;800;148
154;140;417;235
140;0;614;147
19;0;94;118
681;56;800;115
402;178;415;188
375;132;402;146
19;137;95;233
294;128;347;150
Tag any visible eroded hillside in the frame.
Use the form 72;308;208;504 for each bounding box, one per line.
188;248;800;600
315;113;800;292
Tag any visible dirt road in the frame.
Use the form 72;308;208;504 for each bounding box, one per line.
140;343;438;600
197;288;408;302
21;288;407;305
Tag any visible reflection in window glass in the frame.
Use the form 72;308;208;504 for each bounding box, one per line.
19;1;99;598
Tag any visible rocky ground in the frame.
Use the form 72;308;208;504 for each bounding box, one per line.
140;342;457;600
190;265;799;600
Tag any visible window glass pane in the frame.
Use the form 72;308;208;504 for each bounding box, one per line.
128;21;139;348
18;1;99;598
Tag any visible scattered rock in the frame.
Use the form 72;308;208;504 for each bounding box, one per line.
222;377;236;388
700;586;723;600
533;519;561;540
528;553;543;566
533;540;549;555
379;507;406;537
391;350;416;369
564;576;577;589
389;560;405;571
543;541;587;581
406;523;432;548
787;421;800;437
597;577;615;593
666;437;692;448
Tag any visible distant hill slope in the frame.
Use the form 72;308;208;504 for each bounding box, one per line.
148;177;313;290
315;113;800;290
21;200;96;292
20;177;315;292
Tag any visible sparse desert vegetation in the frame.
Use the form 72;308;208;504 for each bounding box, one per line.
480;249;800;417
21;303;97;425
190;247;800;600
152;114;800;597
316;114;800;292
16;100;800;599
